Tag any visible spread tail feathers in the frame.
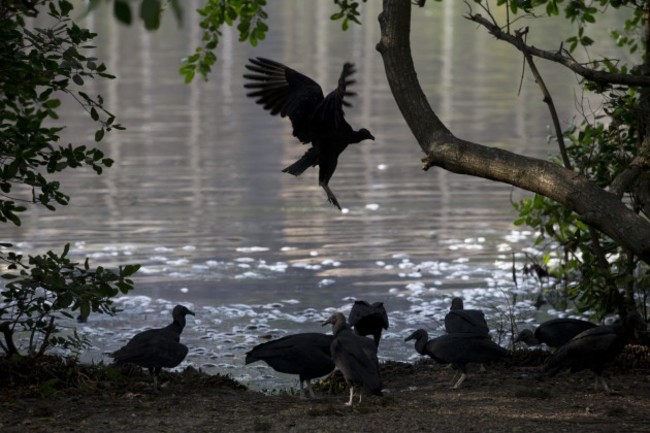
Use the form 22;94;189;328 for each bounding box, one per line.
282;148;319;176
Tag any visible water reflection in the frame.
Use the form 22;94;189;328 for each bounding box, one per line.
3;1;623;390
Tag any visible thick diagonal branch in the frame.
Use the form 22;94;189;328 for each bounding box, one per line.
376;0;650;264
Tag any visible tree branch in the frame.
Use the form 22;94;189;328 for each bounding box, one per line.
376;0;650;265
467;12;650;87
515;27;571;169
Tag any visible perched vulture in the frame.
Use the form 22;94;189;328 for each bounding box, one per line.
348;300;389;348
515;318;597;349
444;297;490;336
405;329;508;389
323;312;382;405
111;305;195;391
245;332;334;398
544;312;646;394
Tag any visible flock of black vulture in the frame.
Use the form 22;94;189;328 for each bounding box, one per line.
110;297;646;404
108;58;647;403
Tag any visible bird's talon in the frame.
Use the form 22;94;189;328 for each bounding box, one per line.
421;155;434;171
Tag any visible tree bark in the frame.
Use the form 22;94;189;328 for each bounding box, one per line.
376;0;650;265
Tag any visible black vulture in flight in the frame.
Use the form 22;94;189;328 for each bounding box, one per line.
243;57;375;210
245;332;335;399
348;300;389;348
544;312;646;394
323;312;382;405
405;329;508;389
110;305;195;391
514;318;597;350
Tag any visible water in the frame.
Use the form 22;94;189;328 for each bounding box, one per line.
2;1;621;391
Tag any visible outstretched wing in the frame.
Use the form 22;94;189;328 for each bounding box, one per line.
348;300;371;326
243;57;324;143
312;62;357;134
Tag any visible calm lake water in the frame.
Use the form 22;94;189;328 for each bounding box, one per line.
3;1;624;391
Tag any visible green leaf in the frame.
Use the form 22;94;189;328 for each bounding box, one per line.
94;128;104;142
79;301;90;322
44;99;61;109
114;0;132;25
140;0;161;30
122;264;141;276
59;0;73;16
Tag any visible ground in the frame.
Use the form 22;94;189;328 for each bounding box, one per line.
1;348;650;433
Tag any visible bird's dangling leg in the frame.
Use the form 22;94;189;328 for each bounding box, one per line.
320;182;341;210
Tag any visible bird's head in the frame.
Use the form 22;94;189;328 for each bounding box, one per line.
450;297;464;311
404;329;427;342
353;128;375;143
513;329;536;345
174;305;195;316
322;312;349;333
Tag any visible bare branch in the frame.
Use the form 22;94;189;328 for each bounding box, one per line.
467;13;650;87
515;27;572;169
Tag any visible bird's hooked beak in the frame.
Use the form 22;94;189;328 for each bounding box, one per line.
322;316;333;327
404;333;415;342
187;309;196;316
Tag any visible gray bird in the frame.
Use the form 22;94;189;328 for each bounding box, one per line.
111;305;195;391
348;300;389;348
544;312;646;394
322;312;382;405
405;329;508;389
245;332;335;399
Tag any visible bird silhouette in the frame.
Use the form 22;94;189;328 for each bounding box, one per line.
544;312;646;394
514;318;597;350
110;305;195;391
348;300;389;348
323;312;382;405
405;329;508;389
245;332;334;399
243;57;375;210
444;297;490;336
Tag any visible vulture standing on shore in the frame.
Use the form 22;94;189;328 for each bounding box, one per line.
444;297;490;336
323;312;382;405
348;300;389;348
544;312;646;394
405;329;509;389
110;305;195;391
514;318;597;350
243;57;375;210
245;332;335;399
